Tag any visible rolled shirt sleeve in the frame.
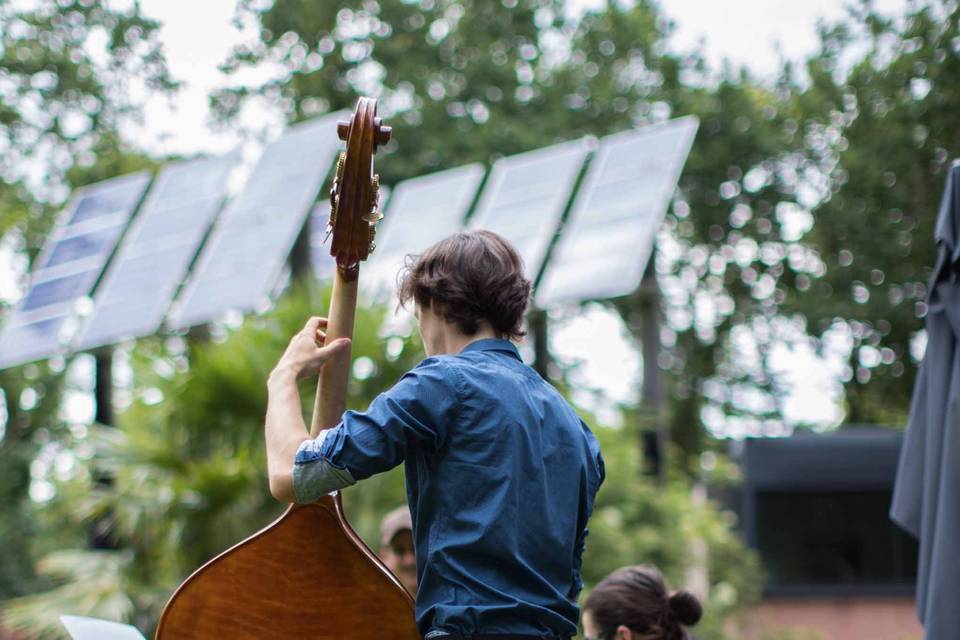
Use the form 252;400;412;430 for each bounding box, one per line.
292;431;357;503
292;357;458;503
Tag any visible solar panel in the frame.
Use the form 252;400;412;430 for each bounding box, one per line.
535;116;699;307
361;163;484;300
0;171;151;369
75;153;239;351
311;186;391;284
169;113;345;329
468;138;591;281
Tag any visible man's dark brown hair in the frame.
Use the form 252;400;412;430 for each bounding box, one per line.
397;230;531;340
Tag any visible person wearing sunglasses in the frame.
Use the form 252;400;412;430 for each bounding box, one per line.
581;566;702;640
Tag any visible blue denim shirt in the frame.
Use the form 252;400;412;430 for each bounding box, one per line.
293;338;605;638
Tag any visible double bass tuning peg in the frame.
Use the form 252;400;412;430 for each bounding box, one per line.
340;116;390;149
373;117;392;149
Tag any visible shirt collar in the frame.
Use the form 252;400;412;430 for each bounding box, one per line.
460;338;522;360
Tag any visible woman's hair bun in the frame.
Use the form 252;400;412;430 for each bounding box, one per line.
668;590;703;626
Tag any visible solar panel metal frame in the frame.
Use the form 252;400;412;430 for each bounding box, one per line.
74;153;240;351
0;171;151;369
467;138;592;282
535;116;699;308
168;112;346;329
360;163;485;301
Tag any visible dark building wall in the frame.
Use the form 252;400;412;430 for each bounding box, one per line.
730;429;917;597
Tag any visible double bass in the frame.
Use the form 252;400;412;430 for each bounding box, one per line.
156;98;420;639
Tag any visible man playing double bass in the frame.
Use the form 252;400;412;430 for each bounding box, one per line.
264;230;605;640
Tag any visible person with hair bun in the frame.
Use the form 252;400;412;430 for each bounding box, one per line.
582;566;703;640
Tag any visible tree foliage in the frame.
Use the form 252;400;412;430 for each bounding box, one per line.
213;0;673;184
2;286;422;637
5;0;959;636
0;0;176;246
3;286;761;639
0;0;177;607
784;1;960;424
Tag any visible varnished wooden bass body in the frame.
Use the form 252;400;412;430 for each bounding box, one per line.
156;496;417;638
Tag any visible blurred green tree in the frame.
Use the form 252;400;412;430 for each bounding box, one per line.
0;0;176;602
2;286;422;637
3;285;761;639
7;0;956;635
0;0;176;245
783;1;960;424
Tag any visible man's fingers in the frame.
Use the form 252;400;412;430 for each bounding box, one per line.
317;337;351;356
302;316;329;332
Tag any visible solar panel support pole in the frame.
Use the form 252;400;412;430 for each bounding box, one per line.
92;347;118;550
530;309;551;379
289;219;313;283
93;348;113;426
634;261;665;482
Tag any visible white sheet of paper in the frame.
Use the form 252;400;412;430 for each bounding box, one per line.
60;615;146;640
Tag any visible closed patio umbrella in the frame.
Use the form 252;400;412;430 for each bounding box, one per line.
891;160;960;639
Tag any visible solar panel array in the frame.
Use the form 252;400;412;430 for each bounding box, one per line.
536;117;699;307
170;113;345;329
362;163;484;300
0;113;700;370
468;138;591;282
76;153;239;351
0;172;151;368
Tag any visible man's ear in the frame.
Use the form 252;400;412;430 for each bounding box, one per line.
615;625;634;640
